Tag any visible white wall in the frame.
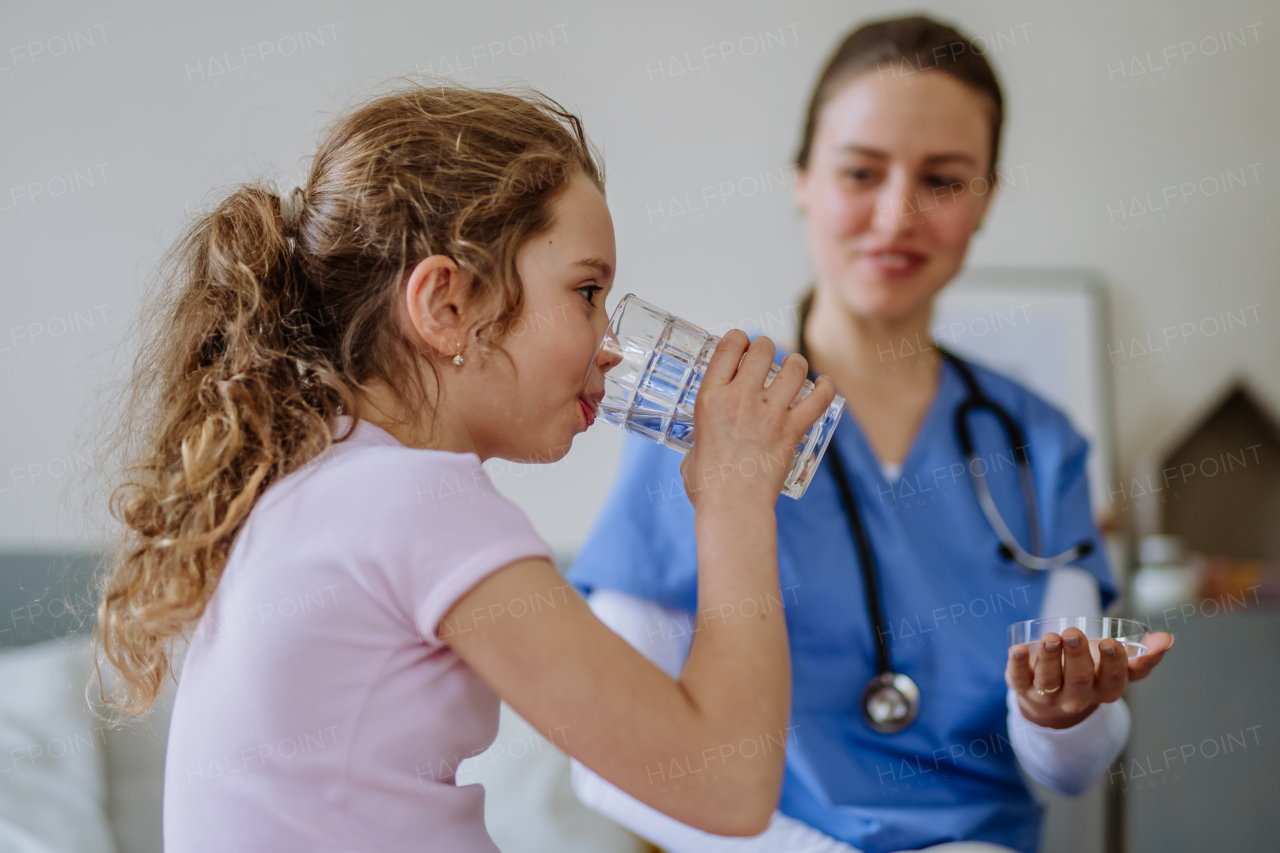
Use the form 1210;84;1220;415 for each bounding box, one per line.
2;0;1276;553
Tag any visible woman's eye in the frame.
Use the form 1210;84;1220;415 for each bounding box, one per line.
844;168;876;182
576;284;602;306
926;175;964;191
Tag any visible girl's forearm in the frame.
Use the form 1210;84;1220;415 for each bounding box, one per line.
676;496;791;820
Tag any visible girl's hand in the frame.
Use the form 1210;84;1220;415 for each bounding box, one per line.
1006;627;1175;728
679;330;836;511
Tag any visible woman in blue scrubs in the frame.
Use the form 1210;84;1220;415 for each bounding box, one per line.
569;15;1172;853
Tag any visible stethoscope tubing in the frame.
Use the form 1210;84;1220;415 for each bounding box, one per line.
946;354;1093;573
823;438;892;676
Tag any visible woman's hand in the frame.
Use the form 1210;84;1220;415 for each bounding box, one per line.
1006;628;1175;729
679;330;836;510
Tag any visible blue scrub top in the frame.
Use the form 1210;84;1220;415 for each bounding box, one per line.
569;351;1116;853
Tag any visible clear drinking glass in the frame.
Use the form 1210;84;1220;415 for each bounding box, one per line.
589;293;845;499
1007;617;1151;662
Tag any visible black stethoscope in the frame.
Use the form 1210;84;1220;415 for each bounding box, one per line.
795;297;1094;734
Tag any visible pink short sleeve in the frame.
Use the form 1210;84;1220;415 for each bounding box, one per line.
411;516;558;647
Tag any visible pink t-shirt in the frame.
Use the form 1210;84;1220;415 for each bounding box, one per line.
163;416;555;852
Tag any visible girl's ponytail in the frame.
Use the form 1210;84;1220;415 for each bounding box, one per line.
96;181;353;713
94;80;603;714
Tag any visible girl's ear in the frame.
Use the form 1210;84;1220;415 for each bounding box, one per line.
405;255;469;357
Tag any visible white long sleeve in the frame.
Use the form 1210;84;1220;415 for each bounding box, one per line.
1005;567;1131;795
572;761;863;853
571;590;862;853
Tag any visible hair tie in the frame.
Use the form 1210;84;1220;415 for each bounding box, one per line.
279;185;305;239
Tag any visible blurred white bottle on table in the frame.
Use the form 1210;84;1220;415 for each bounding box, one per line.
1132;534;1201;613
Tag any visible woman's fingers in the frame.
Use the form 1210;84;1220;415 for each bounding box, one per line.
1006;645;1034;692
1096;638;1130;703
1127;631;1175;682
1058;628;1096;714
702;329;751;387
1032;632;1063;695
1012;630;1162;728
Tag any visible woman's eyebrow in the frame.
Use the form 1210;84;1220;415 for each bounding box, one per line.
839;145;979;166
923;153;979;165
839;143;977;165
841;144;888;158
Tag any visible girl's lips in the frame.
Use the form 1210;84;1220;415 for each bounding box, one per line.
579;398;595;428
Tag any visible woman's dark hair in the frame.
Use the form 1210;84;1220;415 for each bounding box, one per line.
795;15;1004;178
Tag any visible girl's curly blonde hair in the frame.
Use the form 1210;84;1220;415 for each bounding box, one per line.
93;80;603;713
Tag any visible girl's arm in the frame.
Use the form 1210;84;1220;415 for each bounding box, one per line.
443;333;835;837
570;590;863;853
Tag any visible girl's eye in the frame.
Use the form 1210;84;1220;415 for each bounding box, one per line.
576;284;603;307
844;167;876;183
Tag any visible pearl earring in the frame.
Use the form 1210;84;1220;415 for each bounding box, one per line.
453;343;464;366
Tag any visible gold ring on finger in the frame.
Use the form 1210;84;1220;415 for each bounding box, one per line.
1036;683;1062;696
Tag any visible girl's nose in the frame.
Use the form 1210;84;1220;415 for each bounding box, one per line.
596;329;624;373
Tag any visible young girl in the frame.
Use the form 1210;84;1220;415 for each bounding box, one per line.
94;82;836;851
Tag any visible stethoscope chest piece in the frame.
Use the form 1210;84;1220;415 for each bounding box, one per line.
860;672;921;734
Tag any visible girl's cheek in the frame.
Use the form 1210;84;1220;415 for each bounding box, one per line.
553;321;595;374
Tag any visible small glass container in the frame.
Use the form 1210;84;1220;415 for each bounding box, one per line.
1007;616;1151;663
